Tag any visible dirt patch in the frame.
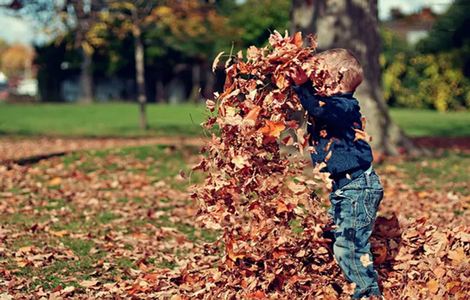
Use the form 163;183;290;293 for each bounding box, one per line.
0;136;205;163
412;136;470;151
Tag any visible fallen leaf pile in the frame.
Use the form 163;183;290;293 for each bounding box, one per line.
0;145;468;298
0;146;217;299
155;31;469;299
371;215;469;299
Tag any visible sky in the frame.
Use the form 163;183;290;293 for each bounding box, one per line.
0;0;454;46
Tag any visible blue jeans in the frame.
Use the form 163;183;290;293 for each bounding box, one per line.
328;166;383;299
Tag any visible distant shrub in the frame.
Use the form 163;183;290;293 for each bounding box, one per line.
381;30;470;112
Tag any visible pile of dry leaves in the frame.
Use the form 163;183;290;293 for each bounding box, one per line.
154;31;469;299
190;31;340;297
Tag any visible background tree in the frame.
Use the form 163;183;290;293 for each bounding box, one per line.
64;0;106;103
290;0;417;155
5;0;106;103
151;0;236;101
417;0;470;77
224;0;290;48
98;1;163;130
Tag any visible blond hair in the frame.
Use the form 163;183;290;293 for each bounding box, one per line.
315;48;363;93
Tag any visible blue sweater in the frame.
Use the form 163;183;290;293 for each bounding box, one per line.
293;82;373;190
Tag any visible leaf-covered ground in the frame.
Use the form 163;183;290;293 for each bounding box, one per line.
0;145;468;298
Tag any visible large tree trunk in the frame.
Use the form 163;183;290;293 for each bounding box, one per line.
290;0;419;155
133;27;148;130
79;48;93;103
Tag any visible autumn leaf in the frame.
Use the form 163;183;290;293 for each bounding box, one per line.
48;177;62;186
226;239;246;261
287;181;306;194
275;199;290;214
360;254;373;267
243;106;262;127
427;279;439;294
246;290;267;299
273;73;290;90
353;128;371;142
212;51;224;72
231;155;248;169
447;247;467;265
292;31;303;48
258;120;285;138
79;279;99;288
324;150;332;162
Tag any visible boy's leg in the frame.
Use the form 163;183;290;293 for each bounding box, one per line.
330;185;383;299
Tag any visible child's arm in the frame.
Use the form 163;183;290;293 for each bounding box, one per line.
292;82;327;117
292;82;356;123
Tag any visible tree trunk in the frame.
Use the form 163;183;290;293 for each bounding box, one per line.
133;27;148;130
155;75;165;103
290;0;419;156
190;62;202;102
79;48;93;104
201;59;215;99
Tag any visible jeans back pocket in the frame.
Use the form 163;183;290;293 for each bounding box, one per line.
360;189;383;227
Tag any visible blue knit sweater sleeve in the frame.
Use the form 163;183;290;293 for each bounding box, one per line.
292;83;353;123
292;82;323;116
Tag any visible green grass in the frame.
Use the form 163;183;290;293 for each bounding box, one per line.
0;102;206;137
378;151;470;195
0;103;468;138
389;108;470;137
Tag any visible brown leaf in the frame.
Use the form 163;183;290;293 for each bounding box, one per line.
212;51;224;72
258;120;286;138
79;279;99;288
427;279;439;294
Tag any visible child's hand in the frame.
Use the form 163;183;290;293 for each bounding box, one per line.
290;67;309;85
292;80;315;98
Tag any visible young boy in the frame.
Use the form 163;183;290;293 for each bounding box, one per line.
293;48;384;299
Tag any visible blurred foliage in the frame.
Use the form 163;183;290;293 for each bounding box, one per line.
221;0;290;48
0;44;34;77
0;38;9;72
150;1;237;58
417;0;470;77
32;0;289;85
381;6;470;112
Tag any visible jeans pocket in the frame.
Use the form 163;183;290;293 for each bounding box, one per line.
361;189;383;226
329;192;354;226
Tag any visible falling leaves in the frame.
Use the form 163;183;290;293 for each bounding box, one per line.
258;120;286;138
182;31;347;298
212;51;224;72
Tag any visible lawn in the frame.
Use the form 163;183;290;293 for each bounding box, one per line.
389;108;470;137
0;103;206;137
0;103;469;137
